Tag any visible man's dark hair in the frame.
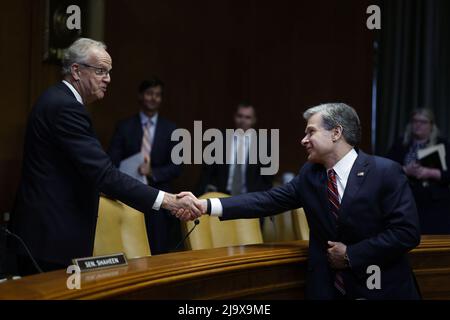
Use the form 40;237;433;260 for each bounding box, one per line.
236;101;255;113
138;76;165;94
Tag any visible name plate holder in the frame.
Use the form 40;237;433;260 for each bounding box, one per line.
72;253;128;272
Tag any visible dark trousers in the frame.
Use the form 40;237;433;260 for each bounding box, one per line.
145;209;182;255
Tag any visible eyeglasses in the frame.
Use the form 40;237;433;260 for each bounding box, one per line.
79;63;111;77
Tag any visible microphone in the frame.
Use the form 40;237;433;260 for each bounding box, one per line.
1;225;43;274
175;219;200;250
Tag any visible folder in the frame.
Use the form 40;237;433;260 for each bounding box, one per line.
417;143;447;171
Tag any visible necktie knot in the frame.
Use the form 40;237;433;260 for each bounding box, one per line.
328;169;337;182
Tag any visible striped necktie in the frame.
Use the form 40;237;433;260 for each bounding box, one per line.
141;121;152;156
327;169;346;296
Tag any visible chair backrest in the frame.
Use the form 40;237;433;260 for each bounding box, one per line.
94;196;151;259
182;192;263;250
261;211;298;242
292;207;310;240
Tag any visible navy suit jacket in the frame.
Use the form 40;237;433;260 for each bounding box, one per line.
11;83;159;265
107;114;181;192
219;151;421;299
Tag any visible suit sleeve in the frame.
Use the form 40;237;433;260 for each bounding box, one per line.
107;123;126;167
219;173;303;219
346;162;421;272
53;102;159;214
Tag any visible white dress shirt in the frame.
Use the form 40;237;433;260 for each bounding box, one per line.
226;132;253;194
62;80;83;104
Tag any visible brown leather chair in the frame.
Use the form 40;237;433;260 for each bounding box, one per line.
182;192;263;250
93;196;151;259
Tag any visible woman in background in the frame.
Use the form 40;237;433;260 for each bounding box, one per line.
387;108;450;234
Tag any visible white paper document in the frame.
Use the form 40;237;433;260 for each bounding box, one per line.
119;152;147;184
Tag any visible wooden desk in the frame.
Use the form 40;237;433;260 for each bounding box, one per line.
1;236;450;299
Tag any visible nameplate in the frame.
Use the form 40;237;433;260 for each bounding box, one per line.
72;253;128;272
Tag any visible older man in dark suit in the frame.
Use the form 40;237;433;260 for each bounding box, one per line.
179;103;421;300
10;38;200;275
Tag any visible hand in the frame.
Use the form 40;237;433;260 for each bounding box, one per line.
138;155;151;177
403;162;420;178
404;163;441;180
173;195;207;220
161;192;202;221
415;166;441;180
327;241;348;270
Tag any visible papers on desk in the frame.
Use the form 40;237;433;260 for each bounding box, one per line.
119;152;147;184
417;143;447;171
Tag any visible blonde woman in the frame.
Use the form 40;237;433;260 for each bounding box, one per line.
387;109;450;234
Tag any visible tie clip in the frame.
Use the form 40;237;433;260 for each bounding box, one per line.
357;172;365;177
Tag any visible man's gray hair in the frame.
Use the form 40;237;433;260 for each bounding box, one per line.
61;38;107;75
303;103;361;146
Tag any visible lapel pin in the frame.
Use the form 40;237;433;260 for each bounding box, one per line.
357;172;365;177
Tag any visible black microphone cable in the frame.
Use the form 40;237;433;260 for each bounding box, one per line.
1;226;43;274
175;219;200;250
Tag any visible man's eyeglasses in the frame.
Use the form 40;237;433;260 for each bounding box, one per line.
79;63;111;77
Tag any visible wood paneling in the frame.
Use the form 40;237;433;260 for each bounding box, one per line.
0;0;374;213
98;0;375;192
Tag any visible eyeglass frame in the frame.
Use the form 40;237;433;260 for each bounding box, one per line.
78;63;111;77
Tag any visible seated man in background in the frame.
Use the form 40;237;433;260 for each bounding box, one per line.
108;77;182;254
179;103;421;300
195;102;274;196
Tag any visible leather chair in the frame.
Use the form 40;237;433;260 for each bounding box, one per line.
93;196;151;259
182;192;263;250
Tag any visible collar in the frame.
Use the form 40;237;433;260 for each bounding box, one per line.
140;111;158;126
332;148;358;181
62;80;83;104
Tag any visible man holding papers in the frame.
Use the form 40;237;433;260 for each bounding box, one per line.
108;77;182;254
10;39;200;275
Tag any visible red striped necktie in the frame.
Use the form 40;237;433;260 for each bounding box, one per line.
327;169;346;295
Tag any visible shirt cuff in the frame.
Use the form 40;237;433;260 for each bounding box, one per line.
152;191;165;211
210;198;223;217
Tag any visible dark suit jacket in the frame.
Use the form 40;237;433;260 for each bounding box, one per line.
195;132;273;196
218;151;421;299
107;114;181;192
10;83;159;265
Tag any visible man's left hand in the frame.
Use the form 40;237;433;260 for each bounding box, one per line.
327;241;348;270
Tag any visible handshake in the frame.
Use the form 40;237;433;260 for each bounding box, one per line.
161;192;207;221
